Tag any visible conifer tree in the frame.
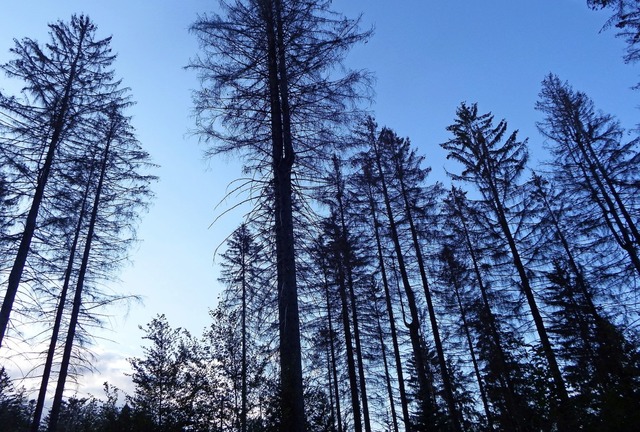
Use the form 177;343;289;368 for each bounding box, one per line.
190;3;371;428
0;15;127;347
442;102;572;430
536;74;640;277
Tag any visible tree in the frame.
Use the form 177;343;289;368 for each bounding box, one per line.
382;128;461;431
588;0;640;79
128;315;200;432
436;245;493;430
529;173;640;428
0;15;126;347
355;119;441;430
441;187;529;431
218;223;269;432
442;102;572;430
536;74;640;278
315;216;364;432
353;153;412;430
189;2;371;430
0;367;33;432
47;101;154;432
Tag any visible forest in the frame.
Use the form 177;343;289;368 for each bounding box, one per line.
1;0;640;431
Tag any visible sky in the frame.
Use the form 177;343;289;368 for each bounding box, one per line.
0;0;637;398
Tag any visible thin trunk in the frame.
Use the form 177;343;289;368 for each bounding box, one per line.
396;171;461;431
574;123;640;246
371;147;435;423
567;138;640;275
0;26;87;347
335;244;363;432
451;192;524;431
447;254;494;430
334;174;372;432
532;177;601;318
366;179;412;431
241;242;247;432
484;174;571;429
48;137;110;432
373;290;400;432
30;171;94;432
324;276;343;432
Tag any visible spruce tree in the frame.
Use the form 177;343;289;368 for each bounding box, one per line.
0;15;127;347
442;102;572;430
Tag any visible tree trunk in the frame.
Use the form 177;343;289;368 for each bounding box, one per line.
366;179;412;431
443;247;494;430
334;174;372;432
451;191;524;430
48;137;110;432
396;171;462;431
241;235;247;432
260;1;305;430
335;239;363;432
323;277;343;432
372;287;400;432
370;147;435;424
31;171;94;432
484;173;571;430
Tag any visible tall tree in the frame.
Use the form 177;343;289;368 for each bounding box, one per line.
383;128;462;431
356;119;439;429
442;102;572;430
529;173;640;429
536;74;640;278
47;102;154;432
354;158;412;431
0;15;125;347
218;223;267;432
30;159;97;432
189;2;371;430
436;245;494;431
317;216;364;432
442;187;527;431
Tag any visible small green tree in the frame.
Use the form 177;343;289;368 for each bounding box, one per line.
0;367;33;432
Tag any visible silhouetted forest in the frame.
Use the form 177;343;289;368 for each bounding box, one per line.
1;1;640;431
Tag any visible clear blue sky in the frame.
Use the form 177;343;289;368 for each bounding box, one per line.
0;0;637;397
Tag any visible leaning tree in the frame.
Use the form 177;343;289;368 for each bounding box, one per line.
0;14;128;347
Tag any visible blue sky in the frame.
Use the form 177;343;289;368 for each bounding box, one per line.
0;1;637;396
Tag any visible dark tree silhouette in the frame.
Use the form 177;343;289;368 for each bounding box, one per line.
536;74;640;277
442;102;572;430
0;15;126;347
189;2;371;430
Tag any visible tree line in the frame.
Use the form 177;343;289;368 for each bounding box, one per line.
2;1;640;431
